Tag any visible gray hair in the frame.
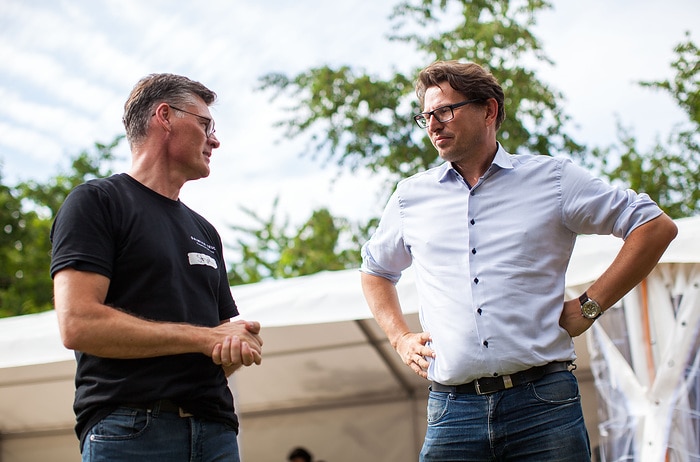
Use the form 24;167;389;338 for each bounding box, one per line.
122;73;217;146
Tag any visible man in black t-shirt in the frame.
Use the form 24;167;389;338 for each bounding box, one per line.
50;73;263;462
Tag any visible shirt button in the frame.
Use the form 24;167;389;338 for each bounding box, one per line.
477;308;482;315
470;219;475;225
474;277;479;284
483;340;489;347
471;248;477;254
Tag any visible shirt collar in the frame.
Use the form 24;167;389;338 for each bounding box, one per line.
437;143;512;183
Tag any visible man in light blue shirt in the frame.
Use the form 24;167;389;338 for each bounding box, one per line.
360;60;678;461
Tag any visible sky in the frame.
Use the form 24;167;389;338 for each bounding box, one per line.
1;0;698;252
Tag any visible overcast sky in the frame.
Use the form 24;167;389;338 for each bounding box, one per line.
1;0;697;250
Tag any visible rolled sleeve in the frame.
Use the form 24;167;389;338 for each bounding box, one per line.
561;159;663;239
360;191;411;284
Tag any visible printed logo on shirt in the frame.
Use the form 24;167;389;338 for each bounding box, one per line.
187;252;218;269
191;236;216;253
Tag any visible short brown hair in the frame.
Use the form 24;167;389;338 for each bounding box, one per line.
123;73;217;146
415;60;505;130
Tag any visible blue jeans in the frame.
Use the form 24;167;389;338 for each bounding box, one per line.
420;371;591;461
81;404;240;462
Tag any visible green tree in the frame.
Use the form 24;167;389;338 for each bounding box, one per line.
0;175;40;316
259;0;585;184
242;1;698;281
0;136;123;318
227;199;370;285
239;0;584;279
589;34;699;218
15;137;122;219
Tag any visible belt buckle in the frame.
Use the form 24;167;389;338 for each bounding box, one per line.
474;379;495;395
179;407;193;418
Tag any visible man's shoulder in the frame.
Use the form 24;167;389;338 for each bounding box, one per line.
505;153;575;180
508;153;569;166
73;173;129;195
397;163;451;187
181;202;217;230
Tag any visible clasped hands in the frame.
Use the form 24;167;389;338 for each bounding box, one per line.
211;319;263;370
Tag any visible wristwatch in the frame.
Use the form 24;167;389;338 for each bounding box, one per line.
579;292;603;320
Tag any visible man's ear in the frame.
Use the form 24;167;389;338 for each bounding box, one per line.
152;102;174;134
484;98;498;125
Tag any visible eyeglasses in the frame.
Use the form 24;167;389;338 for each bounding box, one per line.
413;99;483;129
169;105;216;138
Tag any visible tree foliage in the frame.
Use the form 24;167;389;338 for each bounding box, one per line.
227;199;372;285
259;0;585;184
590;33;699;218
0;137;122;317
236;1;697;284
3;4;697;318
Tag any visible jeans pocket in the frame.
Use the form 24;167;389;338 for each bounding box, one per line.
426;392;450;424
89;408;150;442
530;371;580;404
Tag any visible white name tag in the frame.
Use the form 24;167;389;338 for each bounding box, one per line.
187;252;218;269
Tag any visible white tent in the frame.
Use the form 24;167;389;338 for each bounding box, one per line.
563;216;700;462
0;216;697;462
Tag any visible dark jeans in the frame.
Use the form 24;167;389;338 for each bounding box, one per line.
81;404;239;462
420;371;591;461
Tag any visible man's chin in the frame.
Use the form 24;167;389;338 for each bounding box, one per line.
437;151;456;163
190;168;211;181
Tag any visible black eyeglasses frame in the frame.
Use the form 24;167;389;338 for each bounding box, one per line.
413;99;484;129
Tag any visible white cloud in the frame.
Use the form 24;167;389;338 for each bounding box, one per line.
0;0;698;236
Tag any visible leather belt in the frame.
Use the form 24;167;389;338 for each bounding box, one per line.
431;361;571;395
124;399;193;417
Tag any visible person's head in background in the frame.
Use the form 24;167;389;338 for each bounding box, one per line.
288;446;312;462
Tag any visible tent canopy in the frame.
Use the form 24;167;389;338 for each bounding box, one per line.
1;216;698;462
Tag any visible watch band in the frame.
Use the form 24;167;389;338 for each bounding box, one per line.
578;292;588;305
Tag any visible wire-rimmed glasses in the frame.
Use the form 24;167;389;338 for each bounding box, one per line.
170;105;216;138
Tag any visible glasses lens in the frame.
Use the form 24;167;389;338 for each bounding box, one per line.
207;120;215;137
414;115;428;128
434;106;454;123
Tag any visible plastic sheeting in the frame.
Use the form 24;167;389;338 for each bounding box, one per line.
570;217;700;462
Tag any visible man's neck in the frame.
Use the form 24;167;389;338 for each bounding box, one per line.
451;143;498;187
128;146;185;201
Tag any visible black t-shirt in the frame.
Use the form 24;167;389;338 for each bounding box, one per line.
50;173;239;444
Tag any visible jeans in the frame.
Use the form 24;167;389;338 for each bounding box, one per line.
420;371;591;462
81;403;240;462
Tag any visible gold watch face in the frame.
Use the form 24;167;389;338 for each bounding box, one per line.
581;300;601;319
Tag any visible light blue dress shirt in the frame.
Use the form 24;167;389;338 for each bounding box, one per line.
361;144;663;385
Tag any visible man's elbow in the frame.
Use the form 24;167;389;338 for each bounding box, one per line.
656;213;679;245
57;319;81;351
55;307;89;351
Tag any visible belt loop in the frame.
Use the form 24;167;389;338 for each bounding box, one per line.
502;375;513;389
150;400;160;417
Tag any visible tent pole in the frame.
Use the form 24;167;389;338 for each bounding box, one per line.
354;320;415;398
354;319;424;457
640;278;673;461
640;278;656;383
